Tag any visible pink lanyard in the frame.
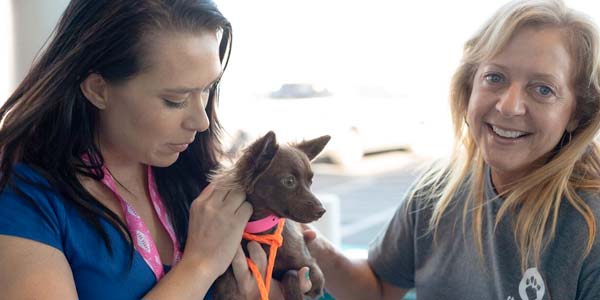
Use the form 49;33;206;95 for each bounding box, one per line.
100;165;182;280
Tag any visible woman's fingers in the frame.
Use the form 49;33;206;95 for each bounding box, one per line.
221;189;252;215
269;267;313;299
297;266;313;294
231;245;250;283
247;241;267;279
236;201;253;219
302;229;317;243
206;187;252;221
199;182;216;198
299;223;318;242
231;242;269;300
208;186;229;204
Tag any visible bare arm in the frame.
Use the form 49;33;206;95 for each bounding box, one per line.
304;229;408;300
0;235;79;299
0;235;223;300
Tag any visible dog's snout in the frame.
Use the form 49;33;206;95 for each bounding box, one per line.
316;207;326;218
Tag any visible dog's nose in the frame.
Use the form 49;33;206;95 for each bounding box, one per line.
316;207;326;218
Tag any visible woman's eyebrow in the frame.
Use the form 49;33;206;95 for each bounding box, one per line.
162;76;222;94
482;63;508;71
530;73;562;83
163;87;202;94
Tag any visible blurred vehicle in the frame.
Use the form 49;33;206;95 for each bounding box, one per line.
219;82;427;167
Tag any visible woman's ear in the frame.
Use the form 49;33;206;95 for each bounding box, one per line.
80;73;109;110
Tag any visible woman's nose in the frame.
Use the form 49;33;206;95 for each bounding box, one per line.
495;84;526;117
183;95;210;132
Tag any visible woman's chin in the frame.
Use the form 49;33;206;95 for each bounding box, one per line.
150;153;180;167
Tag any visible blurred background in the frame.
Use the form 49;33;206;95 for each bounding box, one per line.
2;1;600;299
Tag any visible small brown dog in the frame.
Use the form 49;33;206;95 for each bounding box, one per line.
211;131;330;300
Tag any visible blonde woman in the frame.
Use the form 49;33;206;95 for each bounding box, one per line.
305;0;600;299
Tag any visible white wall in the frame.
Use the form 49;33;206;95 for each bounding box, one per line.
2;0;600;107
0;1;14;104
1;0;69;104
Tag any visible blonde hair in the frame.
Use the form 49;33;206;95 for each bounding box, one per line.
415;0;600;271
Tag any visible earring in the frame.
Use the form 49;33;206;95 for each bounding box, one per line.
558;130;573;149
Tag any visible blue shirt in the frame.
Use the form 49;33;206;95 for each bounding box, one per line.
0;164;211;300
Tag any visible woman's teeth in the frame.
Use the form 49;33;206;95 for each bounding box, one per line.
491;125;527;138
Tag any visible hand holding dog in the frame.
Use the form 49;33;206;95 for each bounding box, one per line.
230;241;313;299
301;223;330;259
181;183;253;279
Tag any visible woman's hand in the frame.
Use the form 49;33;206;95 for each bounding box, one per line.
181;184;253;279
300;223;330;260
270;267;312;300
231;241;313;300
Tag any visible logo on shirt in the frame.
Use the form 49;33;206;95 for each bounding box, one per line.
507;268;546;300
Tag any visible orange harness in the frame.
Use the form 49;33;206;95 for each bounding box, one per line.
242;218;286;300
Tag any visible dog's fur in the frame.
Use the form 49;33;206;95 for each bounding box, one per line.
211;131;330;300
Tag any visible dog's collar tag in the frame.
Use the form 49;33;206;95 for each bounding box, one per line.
244;214;281;233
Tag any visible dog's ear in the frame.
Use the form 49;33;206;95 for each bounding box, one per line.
294;135;331;161
237;131;279;192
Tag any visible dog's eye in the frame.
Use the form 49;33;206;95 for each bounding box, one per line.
281;175;296;188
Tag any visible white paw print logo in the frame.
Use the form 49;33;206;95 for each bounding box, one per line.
518;268;545;300
507;297;515;300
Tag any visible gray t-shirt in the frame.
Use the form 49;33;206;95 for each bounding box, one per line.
368;167;600;300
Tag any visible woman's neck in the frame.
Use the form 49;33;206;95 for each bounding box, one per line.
489;168;523;195
99;143;147;198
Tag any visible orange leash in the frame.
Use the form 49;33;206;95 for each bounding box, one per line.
242;218;285;300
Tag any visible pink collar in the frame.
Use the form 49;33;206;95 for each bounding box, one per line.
244;214;281;233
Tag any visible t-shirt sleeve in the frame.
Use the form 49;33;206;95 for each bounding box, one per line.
576;204;600;299
576;267;600;300
367;185;419;289
0;165;64;252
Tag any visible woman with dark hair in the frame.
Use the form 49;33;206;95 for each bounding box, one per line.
0;1;310;299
